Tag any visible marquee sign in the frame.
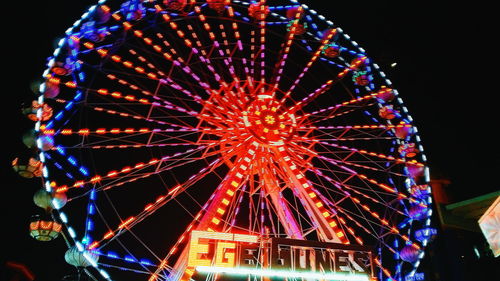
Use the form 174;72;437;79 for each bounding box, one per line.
187;231;375;281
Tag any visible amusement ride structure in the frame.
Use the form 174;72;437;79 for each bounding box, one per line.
14;1;435;280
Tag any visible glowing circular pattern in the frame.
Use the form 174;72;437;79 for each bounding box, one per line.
30;1;433;280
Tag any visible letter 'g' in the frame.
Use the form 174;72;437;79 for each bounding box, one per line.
214;241;236;267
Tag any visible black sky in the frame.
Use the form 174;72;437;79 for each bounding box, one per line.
2;1;497;281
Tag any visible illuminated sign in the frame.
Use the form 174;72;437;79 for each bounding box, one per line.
187;231;374;281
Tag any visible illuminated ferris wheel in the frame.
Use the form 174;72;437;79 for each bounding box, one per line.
16;0;435;280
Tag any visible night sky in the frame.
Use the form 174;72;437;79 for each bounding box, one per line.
2;1;497;281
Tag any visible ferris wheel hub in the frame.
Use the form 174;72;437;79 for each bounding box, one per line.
243;94;297;146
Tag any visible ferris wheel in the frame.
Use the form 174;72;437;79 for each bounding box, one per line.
16;0;435;280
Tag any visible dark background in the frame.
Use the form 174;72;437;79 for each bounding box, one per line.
2;1;497;280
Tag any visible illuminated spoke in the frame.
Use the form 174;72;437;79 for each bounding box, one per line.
278;28;337;103
270;5;303;91
88;156;225;251
257;0;268;87
287;56;368;114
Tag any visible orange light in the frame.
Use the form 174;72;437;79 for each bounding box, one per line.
97;48;108;57
88;241;100;250
56;186;68;193
90;176;102;183
123;61;133;68
153;45;162;52
78;129;90;135
123;22;132;30
61;129;72;135
144;204;154;211
65;81;77;88
103;231;115;239
124;95;136;101
133;30;143;37
73;181;85;188
118;216;135;229
83;42;94;49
